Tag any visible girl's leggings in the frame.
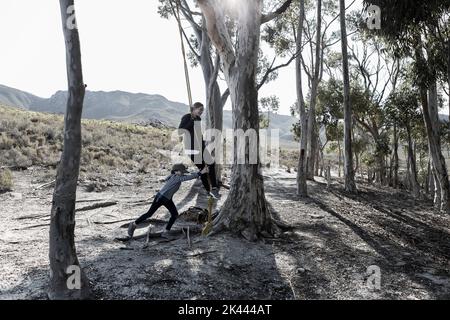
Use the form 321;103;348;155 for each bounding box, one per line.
135;193;178;230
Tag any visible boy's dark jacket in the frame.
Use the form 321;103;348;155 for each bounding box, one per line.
178;113;205;152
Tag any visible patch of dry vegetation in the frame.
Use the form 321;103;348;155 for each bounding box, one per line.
0;105;172;179
0;168;13;193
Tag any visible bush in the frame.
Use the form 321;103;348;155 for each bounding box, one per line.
0;169;13;192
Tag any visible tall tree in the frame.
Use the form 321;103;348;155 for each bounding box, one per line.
364;0;450;214
305;0;322;180
197;0;292;240
296;0;308;196
339;0;357;192
49;0;91;299
385;86;422;198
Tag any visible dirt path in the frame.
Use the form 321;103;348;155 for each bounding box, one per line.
1;167;449;299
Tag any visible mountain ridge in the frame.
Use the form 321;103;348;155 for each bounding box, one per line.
0;84;297;144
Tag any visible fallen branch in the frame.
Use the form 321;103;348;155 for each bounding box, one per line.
115;226;202;242
1;165;28;171
76;198;109;203
34;180;56;190
93;218;133;225
119;218;168;229
14;223;49;230
15;213;48;220
75;201;118;212
186;250;217;258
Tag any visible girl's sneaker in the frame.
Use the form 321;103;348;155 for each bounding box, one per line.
128;221;137;238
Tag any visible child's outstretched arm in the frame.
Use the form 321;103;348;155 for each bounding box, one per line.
178;171;202;182
178;167;208;182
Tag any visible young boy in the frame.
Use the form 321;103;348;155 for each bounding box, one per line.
127;163;208;239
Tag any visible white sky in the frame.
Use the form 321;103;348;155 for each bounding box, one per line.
0;0;447;116
0;0;297;115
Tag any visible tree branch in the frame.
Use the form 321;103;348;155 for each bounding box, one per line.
197;0;236;70
261;0;293;24
221;88;230;108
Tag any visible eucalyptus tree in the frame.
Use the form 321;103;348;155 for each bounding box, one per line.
339;0;357;192
363;0;450;214
385;86;423;198
196;0;292;240
49;0;91;299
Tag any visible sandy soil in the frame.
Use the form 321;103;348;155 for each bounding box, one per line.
1;166;449;300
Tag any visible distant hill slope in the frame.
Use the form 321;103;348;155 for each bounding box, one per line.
0;84;297;144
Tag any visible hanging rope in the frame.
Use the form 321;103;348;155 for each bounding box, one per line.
172;0;193;110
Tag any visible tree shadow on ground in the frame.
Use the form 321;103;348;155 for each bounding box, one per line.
264;177;450;299
1;229;298;299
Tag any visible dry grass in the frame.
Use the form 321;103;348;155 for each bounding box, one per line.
0;168;13;193
0;105;172;179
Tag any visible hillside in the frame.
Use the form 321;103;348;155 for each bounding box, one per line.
0;105;173;188
0;104;299;189
0;84;298;144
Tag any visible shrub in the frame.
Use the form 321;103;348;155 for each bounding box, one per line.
0;169;13;192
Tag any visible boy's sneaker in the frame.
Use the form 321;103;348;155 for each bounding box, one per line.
128;221;137;238
209;188;220;200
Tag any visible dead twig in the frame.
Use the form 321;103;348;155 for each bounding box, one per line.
93;218;132;225
15;213;48;220
34;180;56;190
75;201;118;212
186;250;217;257
14;223;49;230
76;198;109;203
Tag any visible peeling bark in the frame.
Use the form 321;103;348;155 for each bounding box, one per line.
198;0;280;239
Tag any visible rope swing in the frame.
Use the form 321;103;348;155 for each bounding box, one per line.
172;0;193;110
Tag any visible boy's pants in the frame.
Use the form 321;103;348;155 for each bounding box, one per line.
135;193;178;230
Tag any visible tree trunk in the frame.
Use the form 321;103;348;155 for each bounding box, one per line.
447;40;450;131
49;0;91;300
314;139;320;177
376;148;386;185
432;166;441;212
354;151;359;177
338;139;342;178
406;122;420;198
421;83;450;214
296;0;308;197
429;162;436;202
306;0;322;180
197;18;229;185
340;0;356;193
319;148;325;177
393;121;399;188
199;0;278;239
